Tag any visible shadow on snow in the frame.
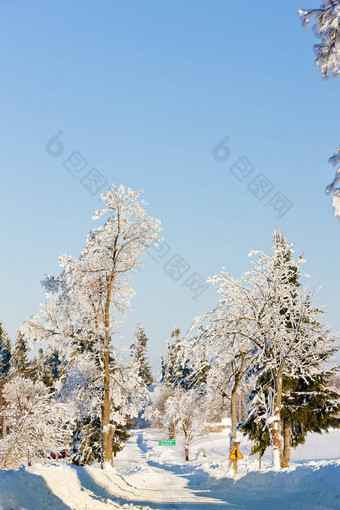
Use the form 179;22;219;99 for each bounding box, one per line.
71;463;233;510
135;431;339;510
1;468;73;510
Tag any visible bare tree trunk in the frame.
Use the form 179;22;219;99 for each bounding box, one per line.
229;386;240;474
269;374;283;471
101;278;114;468
230;387;238;444
183;429;190;461
168;422;176;440
2;405;7;439
228;352;248;475
64;434;68;464
0;378;6;439
236;389;247;424
101;342;114;467
282;417;290;468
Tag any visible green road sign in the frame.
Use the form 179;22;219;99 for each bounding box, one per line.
158;440;176;446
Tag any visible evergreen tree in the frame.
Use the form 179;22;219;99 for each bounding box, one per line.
163;329;187;386
30;348;45;383
160;354;166;383
43;349;62;388
242;370;340;463
282;371;340;462
130;323;153;387
112;418;134;457
177;349;210;391
242;232;340;467
68;340;135;466
161;328;209;390
69;416;101;465
161;340;176;384
69;414;133;465
10;332;31;377
30;347;63;391
0;322;11;439
0;323;11;379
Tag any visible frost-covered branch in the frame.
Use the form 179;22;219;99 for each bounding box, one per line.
299;1;340;79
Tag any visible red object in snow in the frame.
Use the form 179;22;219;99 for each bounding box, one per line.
49;450;67;459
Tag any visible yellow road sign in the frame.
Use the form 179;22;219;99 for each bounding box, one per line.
229;446;244;460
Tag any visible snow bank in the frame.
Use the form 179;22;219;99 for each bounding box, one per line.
1;429;339;510
0;463;152;510
136;429;340;510
198;460;340;510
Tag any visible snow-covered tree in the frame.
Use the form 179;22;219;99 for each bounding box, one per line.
161;329;183;386
239;231;337;470
0;376;69;468
145;383;177;436
130;323;153;388
29;349;45;384
22;184;162;467
164;388;206;461
0;324;11;378
187;282;253;469
241;249;340;468
10;332;31;378
69;415;101;465
69;412;132;465
281;372;340;465
242;370;340;467
64;350;137;465
161;328;209;390
42;349;62;388
0;323;11;439
299;2;340;79
190;231;338;470
299;3;340;219
325;147;340;219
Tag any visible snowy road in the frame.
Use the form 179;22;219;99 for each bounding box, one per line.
111;430;229;509
0;429;339;510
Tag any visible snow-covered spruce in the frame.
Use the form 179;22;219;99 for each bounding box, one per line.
186;230;338;470
130;323;153;388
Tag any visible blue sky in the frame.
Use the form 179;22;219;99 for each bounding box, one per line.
0;0;339;371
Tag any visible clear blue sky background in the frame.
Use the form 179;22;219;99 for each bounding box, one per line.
0;0;339;372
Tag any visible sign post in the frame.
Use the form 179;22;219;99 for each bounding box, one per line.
158;439;176;446
229;446;243;474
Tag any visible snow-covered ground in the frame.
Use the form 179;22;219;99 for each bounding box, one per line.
0;428;339;510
